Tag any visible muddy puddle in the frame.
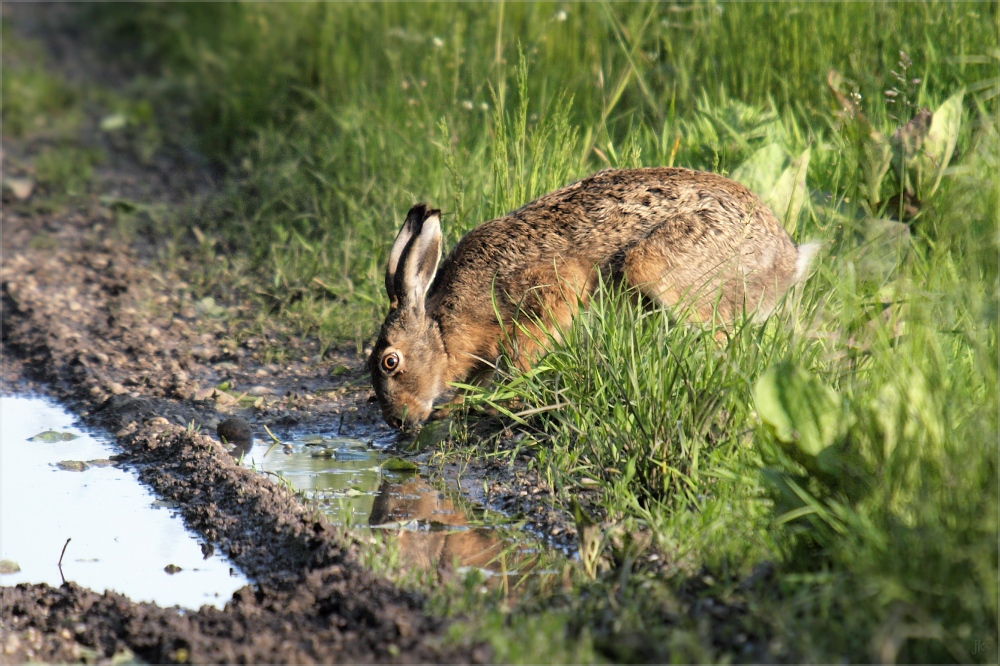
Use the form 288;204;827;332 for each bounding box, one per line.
1;395;249;609
237;428;559;584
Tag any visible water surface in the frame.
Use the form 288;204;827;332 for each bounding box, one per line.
1;395;249;609
239;429;554;583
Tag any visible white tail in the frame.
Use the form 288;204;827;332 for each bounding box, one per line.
794;242;821;283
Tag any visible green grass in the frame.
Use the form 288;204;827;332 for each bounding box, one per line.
1;27;81;138
62;2;1000;661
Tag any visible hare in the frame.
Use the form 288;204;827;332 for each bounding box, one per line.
369;167;817;427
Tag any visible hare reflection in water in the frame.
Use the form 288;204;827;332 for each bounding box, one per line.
369;477;523;574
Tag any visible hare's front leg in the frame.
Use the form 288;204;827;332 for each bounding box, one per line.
504;258;599;368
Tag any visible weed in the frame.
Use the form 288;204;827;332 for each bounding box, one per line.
34;145;103;198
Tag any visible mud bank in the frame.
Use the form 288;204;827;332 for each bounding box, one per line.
1;249;476;662
1;18;474;666
4;580;489;664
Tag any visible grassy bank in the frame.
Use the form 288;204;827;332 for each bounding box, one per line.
36;2;1000;661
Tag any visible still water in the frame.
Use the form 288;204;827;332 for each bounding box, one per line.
0;395;249;609
238;428;555;582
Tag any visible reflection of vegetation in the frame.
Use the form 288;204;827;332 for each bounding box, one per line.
31;2;1000;661
244;437;382;527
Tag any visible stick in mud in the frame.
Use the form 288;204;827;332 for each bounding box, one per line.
58;537;71;584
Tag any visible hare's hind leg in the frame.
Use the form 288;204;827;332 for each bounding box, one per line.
620;219;743;326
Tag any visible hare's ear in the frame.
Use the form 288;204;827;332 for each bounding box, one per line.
386;204;428;308
392;206;442;317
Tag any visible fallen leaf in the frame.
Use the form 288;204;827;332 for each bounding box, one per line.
56;460;90;472
29;430;79;442
3;177;35;200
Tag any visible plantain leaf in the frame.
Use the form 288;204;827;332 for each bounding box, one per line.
916;89;964;197
383;456;419;472
863;131;893;210
764;147;811;235
29;430;79;442
730;143;786;199
405;419;452;452
753;360;842;458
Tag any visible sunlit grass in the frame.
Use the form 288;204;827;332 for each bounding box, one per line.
81;2;1000;661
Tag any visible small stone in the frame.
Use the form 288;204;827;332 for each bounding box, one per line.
107;382;127;395
0;559;20;574
56;460;89;472
147;417;170;427
215;392;238;407
193;387;216;401
4;632;21;654
164;564;182;574
247;386;273;396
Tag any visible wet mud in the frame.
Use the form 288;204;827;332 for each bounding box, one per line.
3;580;488;665
0;233;482;661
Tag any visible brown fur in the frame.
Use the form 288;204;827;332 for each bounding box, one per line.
369;167;810;427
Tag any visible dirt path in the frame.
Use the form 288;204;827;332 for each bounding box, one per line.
0;117;481;666
0;3;606;661
0;7;494;664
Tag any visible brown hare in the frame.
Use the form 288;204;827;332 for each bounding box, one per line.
369;167;817;427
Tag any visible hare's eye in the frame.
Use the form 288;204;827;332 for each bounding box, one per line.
381;352;400;374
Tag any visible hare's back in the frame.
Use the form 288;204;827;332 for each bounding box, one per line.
570;167;788;244
432;167;794;297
